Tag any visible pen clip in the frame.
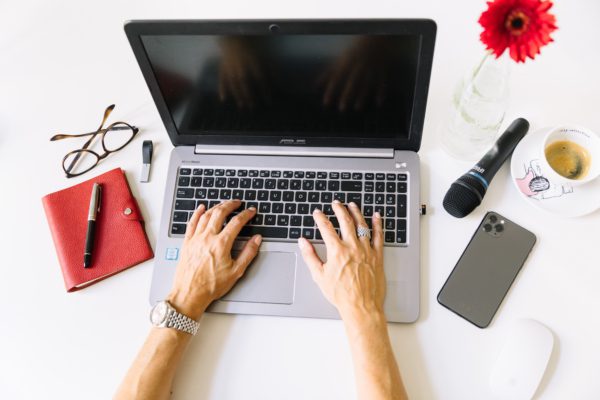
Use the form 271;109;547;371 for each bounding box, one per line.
96;184;102;214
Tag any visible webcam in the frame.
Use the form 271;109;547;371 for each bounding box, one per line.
269;24;280;33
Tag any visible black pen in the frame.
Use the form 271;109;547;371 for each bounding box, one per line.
84;183;102;268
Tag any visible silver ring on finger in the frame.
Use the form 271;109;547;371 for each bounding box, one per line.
356;225;371;239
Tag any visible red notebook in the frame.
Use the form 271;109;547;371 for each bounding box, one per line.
42;168;154;292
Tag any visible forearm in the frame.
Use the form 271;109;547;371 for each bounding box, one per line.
115;328;192;400
343;311;407;400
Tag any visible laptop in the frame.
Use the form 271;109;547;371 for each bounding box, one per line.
125;19;436;322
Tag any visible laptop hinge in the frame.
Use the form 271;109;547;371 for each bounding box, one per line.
194;145;394;158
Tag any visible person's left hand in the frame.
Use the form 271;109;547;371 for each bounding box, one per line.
167;200;262;320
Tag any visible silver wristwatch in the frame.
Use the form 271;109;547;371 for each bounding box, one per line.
150;300;199;335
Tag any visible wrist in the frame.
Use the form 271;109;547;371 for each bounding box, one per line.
340;305;387;330
166;290;210;321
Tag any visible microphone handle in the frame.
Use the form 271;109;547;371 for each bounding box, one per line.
472;118;530;184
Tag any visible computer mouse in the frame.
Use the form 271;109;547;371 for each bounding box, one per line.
489;319;554;400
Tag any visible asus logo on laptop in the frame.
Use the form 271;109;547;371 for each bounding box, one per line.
279;138;306;145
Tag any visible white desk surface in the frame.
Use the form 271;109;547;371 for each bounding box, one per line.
1;1;599;399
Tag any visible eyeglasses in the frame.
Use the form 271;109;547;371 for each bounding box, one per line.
50;104;139;178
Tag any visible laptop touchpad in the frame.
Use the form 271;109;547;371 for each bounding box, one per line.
222;251;296;304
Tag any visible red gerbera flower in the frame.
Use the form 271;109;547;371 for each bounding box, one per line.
479;0;558;63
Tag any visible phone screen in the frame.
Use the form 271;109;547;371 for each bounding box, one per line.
437;212;536;328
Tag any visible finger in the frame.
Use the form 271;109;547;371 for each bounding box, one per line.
312;208;340;248
232;234;262;276
298;237;324;281
220;206;257;245
332;200;358;245
207;200;242;233
185;204;205;239
372;211;384;263
346;202;370;249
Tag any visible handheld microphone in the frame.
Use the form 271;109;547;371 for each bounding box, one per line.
443;118;530;218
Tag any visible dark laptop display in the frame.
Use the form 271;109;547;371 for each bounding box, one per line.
141;34;420;139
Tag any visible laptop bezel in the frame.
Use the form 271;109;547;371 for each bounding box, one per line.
124;19;436;152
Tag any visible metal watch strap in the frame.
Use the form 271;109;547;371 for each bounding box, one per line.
164;304;199;336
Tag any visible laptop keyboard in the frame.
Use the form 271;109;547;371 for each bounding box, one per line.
170;167;409;246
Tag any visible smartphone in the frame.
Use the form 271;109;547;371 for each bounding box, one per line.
437;211;536;328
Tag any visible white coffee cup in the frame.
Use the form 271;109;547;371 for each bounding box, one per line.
541;125;600;186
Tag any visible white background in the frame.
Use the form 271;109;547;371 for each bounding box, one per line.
1;1;599;399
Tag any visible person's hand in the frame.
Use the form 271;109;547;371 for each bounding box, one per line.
298;201;386;322
167;200;262;320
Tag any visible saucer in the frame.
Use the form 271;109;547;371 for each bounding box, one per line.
510;128;600;217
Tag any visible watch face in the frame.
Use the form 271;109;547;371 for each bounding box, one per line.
150;301;168;325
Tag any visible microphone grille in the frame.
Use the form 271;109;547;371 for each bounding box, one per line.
443;175;486;218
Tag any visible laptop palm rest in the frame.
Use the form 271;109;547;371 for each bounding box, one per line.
222;251;296;304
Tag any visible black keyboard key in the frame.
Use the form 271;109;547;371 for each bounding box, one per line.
375;194;385;204
385;219;395;230
321;192;332;203
244;190;257;200
257;190;269;201
329;172;340;179
364;193;373;204
317;171;327;179
290;180;302;190
197;200;209;209
303;216;315;227
227;178;239;188
397;219;407;231
397;195;407;218
289;227;301;239
294;171;305;178
178;176;190;186
240;226;288;238
306;171;316;179
386;194;395;205
283;191;294;202
265;179;276;189
385;231;395;243
386;182;396;192
302;180;314;190
333;192;346;202
208;189;219;199
341;181;362;192
179;168;191;175
277;179;289;190
226;169;236;176
352;172;363;180
270;191;282;201
175;199;195;210
259;203;271;213
396;230;407;244
240;178;251;188
171;223;187;235
376;173;385;180
252;178;264;189
295;191;307;202
251;214;263;225
330;217;339;228
203;177;214;187
397;182;407;193
347;193;362;207
386;173;396;181
398;173;407;181
310;204;321;213
374;206;385;217
249;170;259;177
291;216;302;226
193;168;203;175
173;211;189;222
237;170;247;177
247;201;259;209
284;203;297;214
271;170;281;178
386;207;395;218
376;182;385;192
203;169;214;176
341;172;351;179
215;177;227;188
365;217;372;229
191;177;203;187
328;181;340;191
302;228;314;239
323;204;334;215
272;203;284;213
315;229;323;240
177;188;194;198
308;192;320;203
195;189;207;199
315;180;327;191
220;189;232;200
277;215;289;226
283;170;294;178
260;170;270;177
364;206;373;216
232;189;244;200
365;182;374;192
365;173;375;180
215;169;225;176
265;214;276;225
298;204;310;214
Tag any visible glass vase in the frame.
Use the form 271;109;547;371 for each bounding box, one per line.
441;52;510;160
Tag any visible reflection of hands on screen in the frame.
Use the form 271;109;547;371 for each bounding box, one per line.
320;37;392;112
218;38;270;109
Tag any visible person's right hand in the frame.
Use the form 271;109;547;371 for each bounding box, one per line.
298;201;386;321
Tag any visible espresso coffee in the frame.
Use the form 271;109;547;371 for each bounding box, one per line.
544;140;591;180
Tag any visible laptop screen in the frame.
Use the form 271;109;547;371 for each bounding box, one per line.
140;34;421;143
